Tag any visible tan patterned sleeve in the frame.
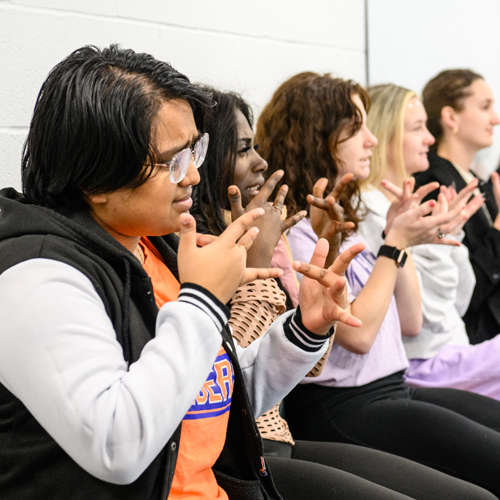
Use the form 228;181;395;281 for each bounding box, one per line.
229;279;294;444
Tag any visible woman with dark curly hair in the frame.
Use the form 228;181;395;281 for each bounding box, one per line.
191;85;499;500
414;69;500;344
256;71;500;497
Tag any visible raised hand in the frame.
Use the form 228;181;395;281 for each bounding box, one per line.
381;178;439;236
178;210;283;304
436;180;484;235
292;239;364;335
385;198;466;248
228;169;307;268
306;174;356;267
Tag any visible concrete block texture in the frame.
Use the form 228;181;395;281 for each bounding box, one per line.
0;1;367;189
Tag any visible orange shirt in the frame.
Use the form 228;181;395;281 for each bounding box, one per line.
140;238;233;499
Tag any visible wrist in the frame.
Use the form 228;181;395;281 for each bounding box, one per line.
377;245;407;268
383;229;407;249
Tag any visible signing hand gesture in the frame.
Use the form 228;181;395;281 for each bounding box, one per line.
292;239;364;335
228;170;307;268
435;179;484;235
306;174;356;267
381;177;439;236
385;197;467;248
178;210;283;304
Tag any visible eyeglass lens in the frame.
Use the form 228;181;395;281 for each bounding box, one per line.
170;133;209;183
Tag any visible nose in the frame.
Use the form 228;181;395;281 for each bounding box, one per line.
424;127;435;146
180;156;200;187
252;151;268;173
365;127;378;148
491;109;500;126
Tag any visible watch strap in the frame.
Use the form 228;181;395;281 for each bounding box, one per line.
377;245;407;268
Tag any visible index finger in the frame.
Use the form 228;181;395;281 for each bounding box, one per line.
255;170;284;202
414;181;440;202
220;207;265;243
312;177;329;199
381;179;403;199
307;194;330;212
449;179;477;209
329;242;366;276
330;173;354;200
293;242;364;287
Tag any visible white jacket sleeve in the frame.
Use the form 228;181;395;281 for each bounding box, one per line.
0;259;226;485
235;309;330;418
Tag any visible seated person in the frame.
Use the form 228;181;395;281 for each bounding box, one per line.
0;45;361;500
415;69;500;343
359;83;500;401
192;86;499;499
256;70;500;498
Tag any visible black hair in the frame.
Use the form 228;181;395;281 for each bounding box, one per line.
192;87;253;235
22;44;214;210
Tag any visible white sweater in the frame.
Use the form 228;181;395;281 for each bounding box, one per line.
358;186;473;360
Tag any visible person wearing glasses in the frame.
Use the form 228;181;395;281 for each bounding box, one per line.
0;45;362;500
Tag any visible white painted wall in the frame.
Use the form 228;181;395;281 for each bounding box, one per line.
0;0;367;190
367;0;500;177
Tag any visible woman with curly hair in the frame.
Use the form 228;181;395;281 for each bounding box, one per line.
191;85;500;500
256;71;500;497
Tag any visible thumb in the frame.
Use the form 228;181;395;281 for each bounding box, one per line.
177;213;197;254
228;185;245;221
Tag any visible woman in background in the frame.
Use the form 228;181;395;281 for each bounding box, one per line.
256;71;500;497
415;69;500;343
359;83;500;400
190;87;497;499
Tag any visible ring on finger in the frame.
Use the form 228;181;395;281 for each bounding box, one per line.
438;229;446;239
273;205;283;214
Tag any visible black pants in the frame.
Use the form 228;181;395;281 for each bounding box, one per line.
265;439;495;499
284;372;500;497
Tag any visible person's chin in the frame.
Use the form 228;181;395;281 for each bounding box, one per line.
357;166;371;180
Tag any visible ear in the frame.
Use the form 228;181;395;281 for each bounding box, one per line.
85;192;108;205
441;106;458;131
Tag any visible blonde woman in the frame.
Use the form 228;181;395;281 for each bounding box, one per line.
359;83;500;400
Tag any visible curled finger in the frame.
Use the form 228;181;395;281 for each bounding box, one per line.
329;242;366;275
282;210;307;232
196;233;218;247
330;173;354;200
243;267;283;284
222;207;265;243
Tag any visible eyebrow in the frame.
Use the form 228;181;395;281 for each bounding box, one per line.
158;131;201;159
238;137;252;144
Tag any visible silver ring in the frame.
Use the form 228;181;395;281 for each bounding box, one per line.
273;205;283;214
438;229;446;239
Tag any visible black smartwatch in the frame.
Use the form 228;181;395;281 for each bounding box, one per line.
377;245;407;268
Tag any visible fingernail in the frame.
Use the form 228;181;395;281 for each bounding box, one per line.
429;201;435;207
381;180;386;185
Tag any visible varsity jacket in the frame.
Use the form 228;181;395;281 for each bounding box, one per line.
0;188;329;499
414;151;500;343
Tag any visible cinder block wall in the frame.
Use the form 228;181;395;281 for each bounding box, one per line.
0;0;367;190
